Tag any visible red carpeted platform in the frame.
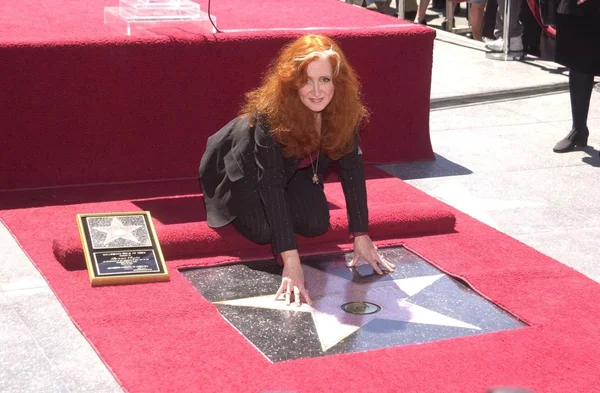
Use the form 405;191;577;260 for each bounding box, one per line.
1;167;600;393
0;0;435;190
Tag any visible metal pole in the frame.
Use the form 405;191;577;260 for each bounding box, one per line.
486;0;523;60
502;0;511;57
445;0;454;32
396;0;405;20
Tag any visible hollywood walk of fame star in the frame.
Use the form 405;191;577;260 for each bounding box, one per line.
215;264;481;352
92;217;142;245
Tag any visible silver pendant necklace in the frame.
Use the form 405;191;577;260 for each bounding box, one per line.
310;151;320;185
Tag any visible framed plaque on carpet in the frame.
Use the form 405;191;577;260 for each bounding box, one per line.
77;211;169;286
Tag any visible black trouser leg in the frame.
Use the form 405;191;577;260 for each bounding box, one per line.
553;70;594;152
286;168;330;238
231;168;330;247
231;174;271;245
570;69;594;132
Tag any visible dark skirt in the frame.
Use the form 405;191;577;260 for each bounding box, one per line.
555;13;600;75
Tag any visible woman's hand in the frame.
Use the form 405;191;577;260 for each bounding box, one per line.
275;250;312;306
349;235;395;274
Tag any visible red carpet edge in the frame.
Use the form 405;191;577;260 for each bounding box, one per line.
2;171;600;393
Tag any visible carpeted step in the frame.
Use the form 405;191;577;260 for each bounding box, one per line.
52;203;456;270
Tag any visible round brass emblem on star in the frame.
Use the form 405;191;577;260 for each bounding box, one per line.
341;301;381;315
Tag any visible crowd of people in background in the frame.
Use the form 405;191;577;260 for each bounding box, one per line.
350;0;596;54
349;0;599;155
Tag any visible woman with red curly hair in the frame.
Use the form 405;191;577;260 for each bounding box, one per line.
199;34;395;306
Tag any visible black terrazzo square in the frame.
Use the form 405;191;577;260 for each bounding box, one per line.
181;246;526;362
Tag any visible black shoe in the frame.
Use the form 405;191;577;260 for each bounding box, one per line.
553;128;589;153
404;10;417;21
440;18;456;30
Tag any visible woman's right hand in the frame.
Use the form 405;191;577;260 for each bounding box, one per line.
275;250;312;307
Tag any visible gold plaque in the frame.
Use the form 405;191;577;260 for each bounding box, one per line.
76;211;169;286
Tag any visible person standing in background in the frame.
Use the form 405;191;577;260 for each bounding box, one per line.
552;0;600;152
416;0;485;42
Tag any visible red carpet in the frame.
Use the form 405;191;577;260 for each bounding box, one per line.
0;0;434;190
1;167;600;393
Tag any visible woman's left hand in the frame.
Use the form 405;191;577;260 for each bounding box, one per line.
348;235;395;274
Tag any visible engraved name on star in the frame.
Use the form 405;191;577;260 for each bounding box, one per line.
215;265;480;352
93;217;142;245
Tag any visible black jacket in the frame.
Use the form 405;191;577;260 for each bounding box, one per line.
558;0;599;16
199;115;369;252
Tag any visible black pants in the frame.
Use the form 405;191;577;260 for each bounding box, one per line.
568;69;594;131
231;167;330;249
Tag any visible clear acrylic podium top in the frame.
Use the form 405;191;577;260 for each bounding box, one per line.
105;0;217;36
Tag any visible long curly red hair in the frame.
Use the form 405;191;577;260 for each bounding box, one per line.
240;34;368;160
